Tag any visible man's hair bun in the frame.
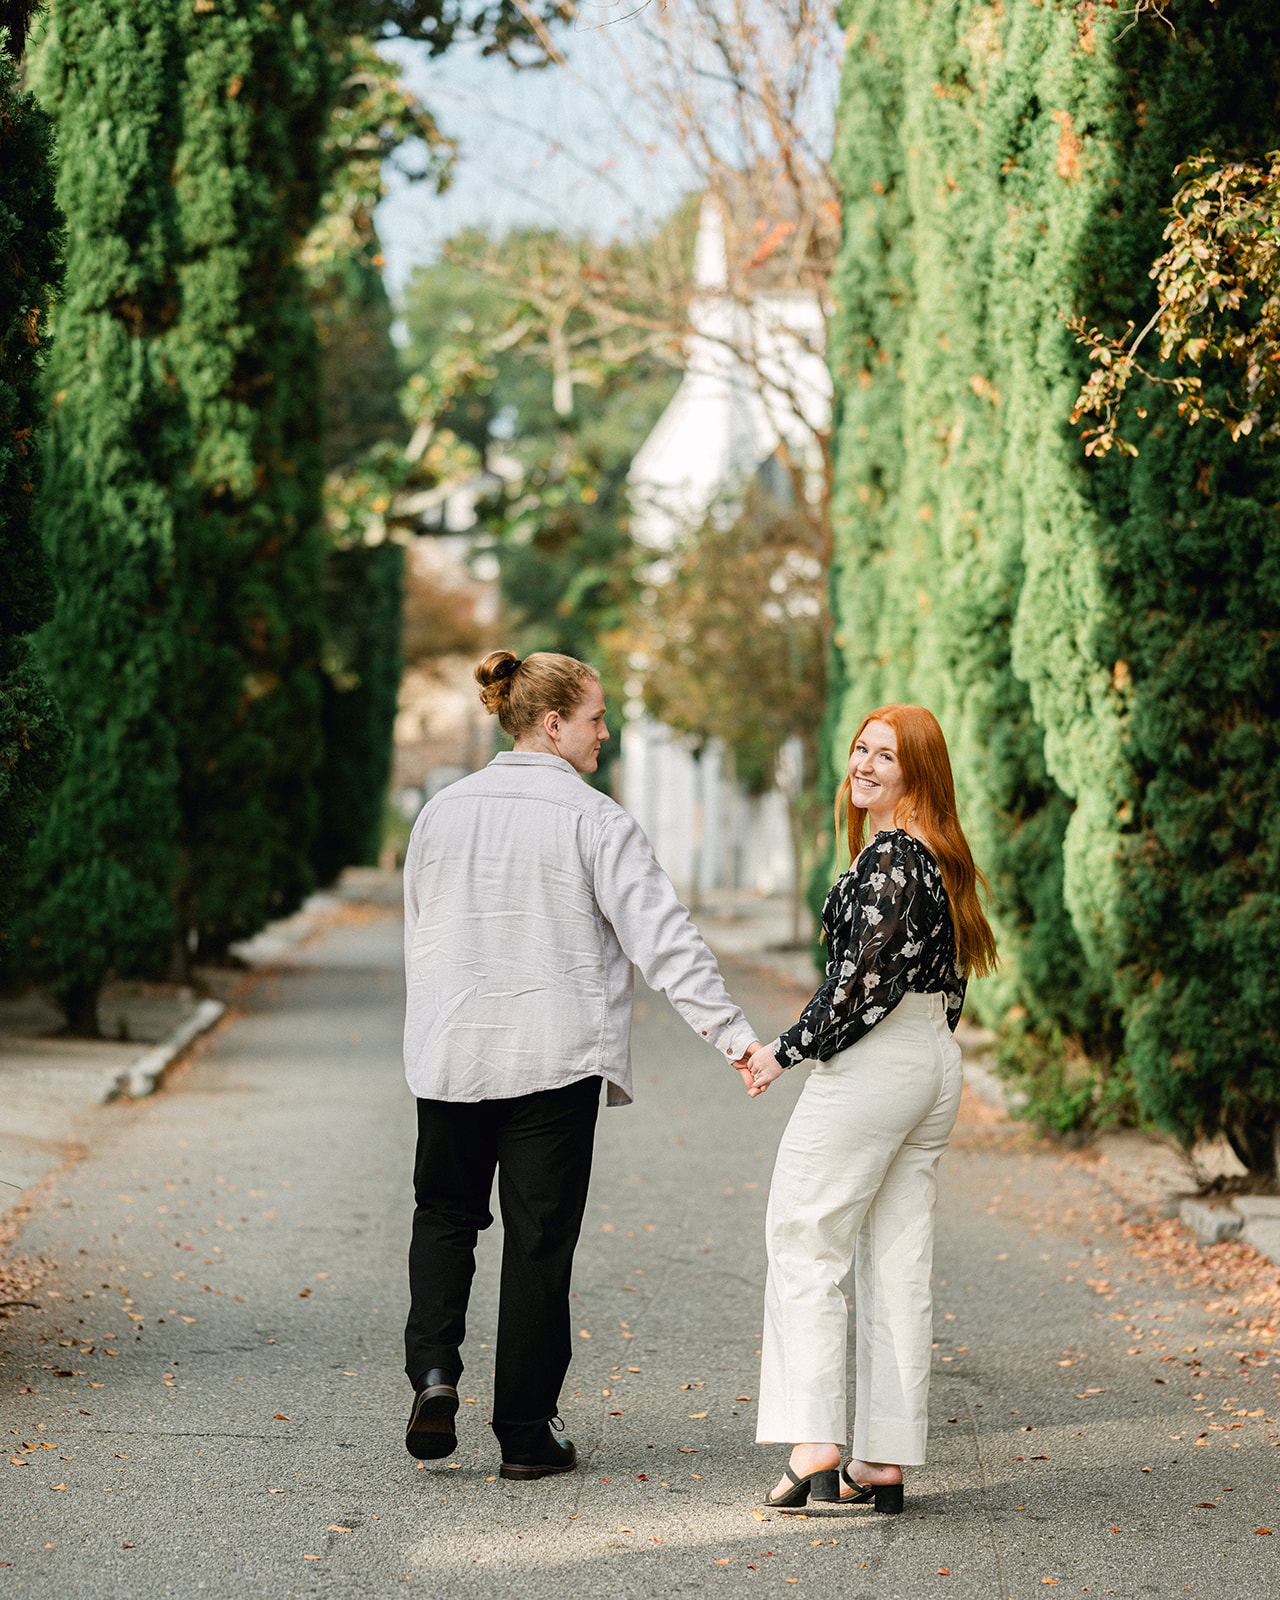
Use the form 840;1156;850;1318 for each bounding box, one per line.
475;651;522;713
473;649;600;738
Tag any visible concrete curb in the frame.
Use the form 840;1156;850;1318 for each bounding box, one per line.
108;997;226;1101
1177;1193;1280;1265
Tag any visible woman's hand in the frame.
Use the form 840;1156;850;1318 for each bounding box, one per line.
733;1042;763;1093
747;1045;784;1096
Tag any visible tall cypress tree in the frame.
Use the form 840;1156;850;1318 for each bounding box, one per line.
24;1;187;1032
169;1;333;956
828;0;1280;1161
0;5;68;971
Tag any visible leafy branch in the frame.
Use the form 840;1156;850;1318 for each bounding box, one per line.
1068;147;1280;458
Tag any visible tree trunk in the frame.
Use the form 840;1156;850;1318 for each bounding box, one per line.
786;791;805;950
59;978;101;1039
1226;1113;1280;1186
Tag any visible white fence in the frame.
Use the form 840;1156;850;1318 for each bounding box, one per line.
619;719;795;903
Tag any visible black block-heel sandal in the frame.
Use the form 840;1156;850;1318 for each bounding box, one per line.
763;1464;841;1508
809;1463;904;1515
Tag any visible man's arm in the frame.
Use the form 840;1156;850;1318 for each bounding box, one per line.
592;811;759;1068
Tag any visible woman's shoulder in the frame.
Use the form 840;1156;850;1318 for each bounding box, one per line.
870;828;942;879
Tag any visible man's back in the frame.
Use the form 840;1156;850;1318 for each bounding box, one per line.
403;750;636;1104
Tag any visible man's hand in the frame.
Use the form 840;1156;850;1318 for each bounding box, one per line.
746;1045;783;1096
733;1040;763;1094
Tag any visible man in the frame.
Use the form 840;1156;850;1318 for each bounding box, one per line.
402;649;760;1478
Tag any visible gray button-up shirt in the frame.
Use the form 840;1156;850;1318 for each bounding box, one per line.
403;751;757;1106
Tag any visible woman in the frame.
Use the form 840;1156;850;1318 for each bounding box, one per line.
747;705;996;1513
402;650;761;1480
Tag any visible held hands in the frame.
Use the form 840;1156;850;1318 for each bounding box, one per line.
732;1040;784;1097
746;1043;783;1096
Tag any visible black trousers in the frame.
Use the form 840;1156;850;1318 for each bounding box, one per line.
404;1074;601;1455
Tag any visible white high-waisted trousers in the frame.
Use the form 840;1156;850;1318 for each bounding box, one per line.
756;991;963;1464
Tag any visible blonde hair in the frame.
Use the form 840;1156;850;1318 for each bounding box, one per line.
474;650;600;739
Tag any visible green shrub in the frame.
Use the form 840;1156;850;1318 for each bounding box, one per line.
23;1;187;1030
168;0;333;956
828;0;1280;1167
0;20;68;974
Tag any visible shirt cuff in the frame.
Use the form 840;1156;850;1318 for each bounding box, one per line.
773;1030;806;1068
716;1019;759;1065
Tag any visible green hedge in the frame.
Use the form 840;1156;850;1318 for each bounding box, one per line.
168;0;333;957
0;17;67;972
828;0;1280;1160
24;1;187;1030
313;540;404;884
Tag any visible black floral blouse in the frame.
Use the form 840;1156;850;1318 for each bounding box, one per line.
774;829;965;1067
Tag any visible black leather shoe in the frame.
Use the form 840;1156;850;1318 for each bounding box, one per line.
405;1368;459;1460
498;1426;578;1480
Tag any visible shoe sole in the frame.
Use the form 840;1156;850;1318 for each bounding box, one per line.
498;1454;578;1480
406;1386;459;1461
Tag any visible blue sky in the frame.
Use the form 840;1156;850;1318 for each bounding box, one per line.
374;13;691;299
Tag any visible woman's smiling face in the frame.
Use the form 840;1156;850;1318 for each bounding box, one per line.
847;719;907;822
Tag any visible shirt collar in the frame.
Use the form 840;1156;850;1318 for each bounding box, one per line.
489;750;581;778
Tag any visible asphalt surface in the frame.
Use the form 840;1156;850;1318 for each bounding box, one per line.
2;893;1279;1598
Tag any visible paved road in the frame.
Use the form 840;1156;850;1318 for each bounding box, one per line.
1;892;1278;1598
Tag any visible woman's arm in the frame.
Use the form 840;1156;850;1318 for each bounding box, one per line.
772;838;927;1067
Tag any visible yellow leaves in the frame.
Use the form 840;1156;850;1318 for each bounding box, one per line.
579;1329;591;1339
687;1411;708;1419
50;1482;67;1491
328;1525;352;1533
273;1414;290;1421
1050;111;1082;184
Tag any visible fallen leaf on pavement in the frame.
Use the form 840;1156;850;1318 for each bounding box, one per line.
50;1483;66;1491
303;1554;319;1560
619;1526;634;1533
273;1414;290;1420
753;1508;766;1522
713;1558;733;1564
687;1412;708;1419
328;1525;351;1532
938;1568;950;1576
1255;1529;1273;1535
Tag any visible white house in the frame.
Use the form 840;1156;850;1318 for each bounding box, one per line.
623;195;831;903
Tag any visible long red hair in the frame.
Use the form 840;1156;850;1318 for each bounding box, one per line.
835;704;998;980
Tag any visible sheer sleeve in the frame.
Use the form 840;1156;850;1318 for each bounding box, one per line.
774;838;930;1066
